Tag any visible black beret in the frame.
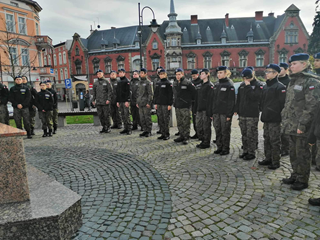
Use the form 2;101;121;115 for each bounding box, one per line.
191;69;199;75
95;69;103;74
241;69;253;78
14;76;22;80
159;69;166;73
266;64;281;73
217;66;228;71
39;81;46;86
314;52;320;59
246;66;254;71
289;53;309;63
133;70;139;74
156;66;164;71
45;80;52;83
200;68;209;74
118;68;126;73
279;63;289;70
110;70;117;74
140;68;147;73
175;68;184;73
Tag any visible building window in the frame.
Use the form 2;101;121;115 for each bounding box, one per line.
221;56;230;67
6;14;15;32
256;55;264;67
152;41;158;50
152;59;159;71
38;52;42;67
59;53;62;65
60;69;63;79
63;52;66;64
18;17;26;34
35;22;39;35
187;57;195;69
117;61;124;69
197;39;201;45
171;38;177;46
105;59;112;73
48;55;51;66
279;53;287;63
93;61;100;73
285;31;298;44
9;47;18;65
53;54;57;66
21;48;29;66
75;60;82;75
43;56;47;66
239;56;247;68
55;69;58;79
64;68;68;80
133;59;141;71
75;47;80;56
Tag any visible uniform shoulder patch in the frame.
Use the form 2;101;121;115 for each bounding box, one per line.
309;86;315;90
282;89;286;93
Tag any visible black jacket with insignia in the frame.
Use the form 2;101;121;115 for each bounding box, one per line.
116;76;131;103
197;81;214;117
173;77;196;108
0;83;9;105
154;78;173;106
9;84;31;109
278;75;291;88
47;88;58;109
192;77;203;113
36;89;54;111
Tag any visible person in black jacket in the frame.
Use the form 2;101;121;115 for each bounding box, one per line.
36;81;54;137
211;66;235;155
191;69;203;139
154;69;173;140
22;76;37;135
172;68;196;145
130;70;140;130
258;64;286;169
116;68;132;135
46;80;58;134
234;68;263;160
0;82;9;124
196;68;213;149
9;76;32;138
110;70;122;129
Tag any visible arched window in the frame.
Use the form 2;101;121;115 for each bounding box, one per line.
63;52;67;64
59;53;62;65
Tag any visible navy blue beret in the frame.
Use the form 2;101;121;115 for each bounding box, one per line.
246;66;254;71
14;76;22;80
133;70;139;74
95;69;103;74
289;53;309;63
118;68;126;73
200;68;209;74
279;63;289;70
156;66;164;71
140;68;147;73
314;52;320;59
191;69;199;75
266;64;281;73
241;69;253;78
39;81;46;86
110;70;117;74
175;68;184;73
45;80;52;83
217;66;228;71
159;69;166;73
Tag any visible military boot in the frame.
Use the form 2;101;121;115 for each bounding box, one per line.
31;127;35;135
27;131;32;139
308;197;320;206
48;129;53;137
53;126;57;134
42;129;48;137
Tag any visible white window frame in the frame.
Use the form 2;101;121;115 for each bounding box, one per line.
63;52;67;64
35;22;39;35
239;56;247;68
60;69;63;79
279;53;287;63
9;47;18;65
64;68;68;80
204;56;211;69
48;55;51;66
59;53;62;65
256;54;264;67
21;48;29;66
6;13;15;33
43;56;47;66
152;59;160;71
105;61;112;73
53;54;57;66
222;56;229;67
171;38;177;46
187;57;195;70
152;41;158;50
18;16;26;34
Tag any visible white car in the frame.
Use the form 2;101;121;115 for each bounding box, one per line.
7;103;13;117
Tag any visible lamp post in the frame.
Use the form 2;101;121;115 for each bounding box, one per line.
138;3;160;69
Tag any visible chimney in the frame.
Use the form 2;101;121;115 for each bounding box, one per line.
255;11;263;21
111;27;116;29
225;13;229;28
191;15;198;24
268;12;274;17
90;25;93;34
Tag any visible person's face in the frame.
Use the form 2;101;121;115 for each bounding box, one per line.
15;78;22;84
157;70;161;76
200;72;207;80
118;71;125;77
133;72;139;79
159;72;166;79
217;71;227;79
139;72;147;78
46;82;52;88
191;74;199;80
279;67;287;76
314;59;320;69
265;69;278;80
290;61;306;74
40;84;46;90
175;72;183;81
97;72;104;78
22;77;27;84
110;72;117;79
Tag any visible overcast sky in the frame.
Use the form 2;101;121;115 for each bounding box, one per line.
37;0;317;45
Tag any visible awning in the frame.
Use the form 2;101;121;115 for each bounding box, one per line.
74;76;87;81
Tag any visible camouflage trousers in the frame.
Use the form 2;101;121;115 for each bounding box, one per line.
289;135;311;184
39;111;53;130
14;108;30;132
281;132;290;153
239;117;259;155
119;103;132;131
111;103;122;126
213;114;232;151
130;104;140;127
0;104;9;125
176;108;191;140
192;104;197;133
139;106;152;133
263;122;281;165
96;105;111;129
53;108;58;128
196;111;212;145
157;105;170;137
29;107;36;129
314;141;320;169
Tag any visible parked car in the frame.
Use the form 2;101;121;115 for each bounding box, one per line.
7;103;13;117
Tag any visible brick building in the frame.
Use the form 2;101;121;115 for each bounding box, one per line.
66;0;309;98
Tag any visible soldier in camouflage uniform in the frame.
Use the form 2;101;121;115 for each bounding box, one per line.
154;67;163;134
117;68;132;135
92;70;113;133
258;64;286;169
281;53;320;191
211;66;235;155
9;76;32;138
0;82;9;124
130;70;140;130
173;68;196;145
46;80;58;134
234;68;263;160
137;68;153;137
36;81;54;137
22;76;37;135
195;68;213;149
154;68;173;140
109;70;122;129
191;69;203;139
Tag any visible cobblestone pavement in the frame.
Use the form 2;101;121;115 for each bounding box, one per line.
24;122;320;240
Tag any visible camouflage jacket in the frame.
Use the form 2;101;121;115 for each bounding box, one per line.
137;77;153;107
281;70;320;137
130;78;140;105
92;77;113;106
110;78;118;104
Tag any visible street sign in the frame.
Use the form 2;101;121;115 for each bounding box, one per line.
50;68;54;74
65;78;72;89
89;83;93;89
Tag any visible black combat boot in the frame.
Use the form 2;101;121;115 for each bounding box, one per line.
140;131;147;137
258;159;272;166
282;175;296;184
308;197;320;206
120;129;128;134
53;126;57;134
31;127;35;135
100;128;106;133
132;125;138;130
291;182;308;191
174;137;183;142
27;131;32;139
42;129;48;137
111;124;118;129
48;129;53;137
105;127;111;133
190;134;198;139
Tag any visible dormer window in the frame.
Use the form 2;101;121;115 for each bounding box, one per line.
197;39;201;45
152;40;158;49
135;42;139;48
